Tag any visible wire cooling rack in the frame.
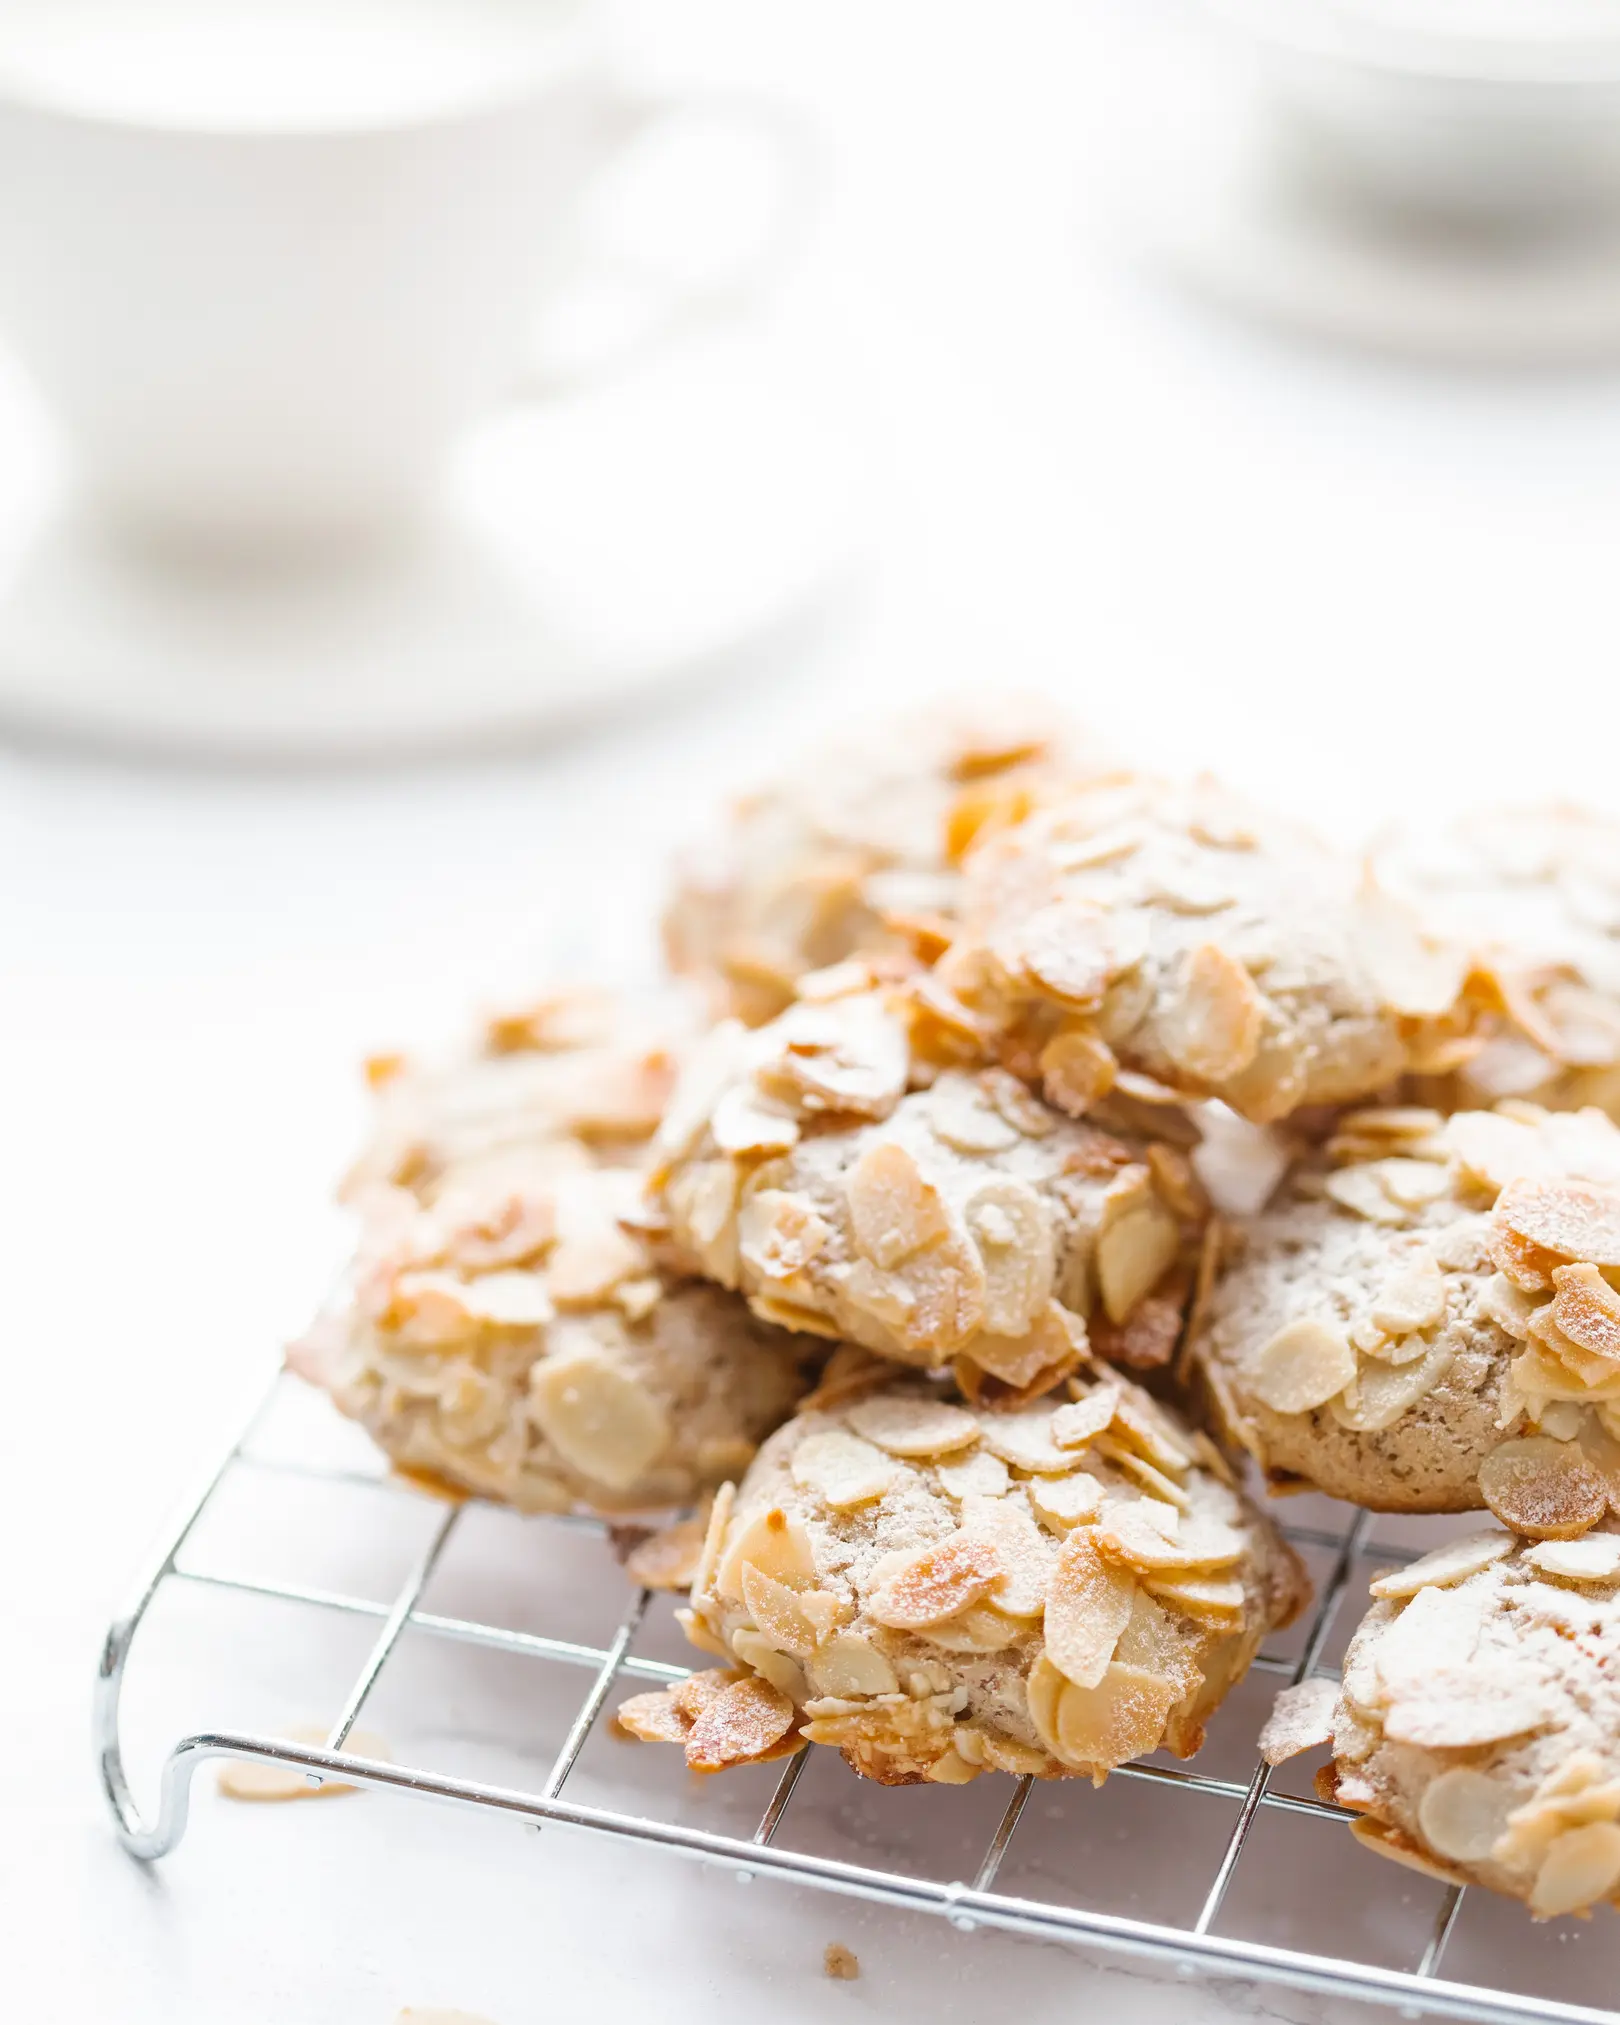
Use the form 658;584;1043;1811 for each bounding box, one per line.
97;1372;1619;2025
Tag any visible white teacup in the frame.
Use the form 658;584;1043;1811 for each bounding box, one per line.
1207;0;1620;223
0;0;804;548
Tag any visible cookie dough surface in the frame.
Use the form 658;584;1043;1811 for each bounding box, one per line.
943;776;1472;1124
296;1163;816;1515
1375;806;1620;1119
618;1369;1306;1784
1275;1532;1620;1917
662;696;1105;1026
647;978;1209;1396
1191;1102;1620;1512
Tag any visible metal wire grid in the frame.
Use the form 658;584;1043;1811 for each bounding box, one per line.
96;1373;1615;2025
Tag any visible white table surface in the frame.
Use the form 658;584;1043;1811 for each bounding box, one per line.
8;2;1620;2020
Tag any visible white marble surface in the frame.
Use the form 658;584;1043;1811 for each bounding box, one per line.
9;1;1620;2020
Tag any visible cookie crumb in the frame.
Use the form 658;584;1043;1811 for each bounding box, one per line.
824;1943;860;1981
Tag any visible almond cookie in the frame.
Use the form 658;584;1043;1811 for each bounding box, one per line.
1374;806;1620;1119
615;1370;1307;1783
662;697;1107;1027
343;987;684;1204
1266;1531;1620;1917
941;775;1473;1125
292;1160;816;1517
1190;1100;1620;1512
644;976;1210;1396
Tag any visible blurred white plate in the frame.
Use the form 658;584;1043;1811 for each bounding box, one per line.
0;335;861;759
1112;11;1620;363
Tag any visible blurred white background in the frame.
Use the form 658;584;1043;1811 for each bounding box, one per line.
7;1;1620;2019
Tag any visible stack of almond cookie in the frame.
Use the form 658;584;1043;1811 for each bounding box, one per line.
295;698;1620;1920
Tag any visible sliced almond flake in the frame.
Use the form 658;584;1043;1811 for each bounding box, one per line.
740;1563;822;1660
1158;943;1265;1084
1419;1767;1517;1865
1323;1167;1411;1227
1372;1584;1489;1702
1051;1387;1120;1449
1109;1391;1195;1475
1369;1159;1453;1212
545;1226;645;1308
1051;1660;1181;1774
964;1300;1081;1389
1092;1434;1192;1510
1525;1534;1620;1582
1359;1330;1430;1368
625;1516;708;1592
865;1532;1003;1631
845;1393;981;1458
1142;1570;1245;1625
1328;1340;1455;1434
936;1449;1012;1501
1497;1175;1620;1268
673;1607;730;1659
715;1504;817;1601
1383;1671;1552;1751
217;1724;391;1801
750;1293;850;1341
1549;1262;1620;1366
1479;1437;1609;1540
1529;1822;1620;1919
1096;1198;1182;1324
1371;1254;1448;1337
976;1406;1069;1474
1029;1472;1106;1534
709;1083;802;1158
962;1494;1056;1618
1479;1271;1537;1340
966;1177;1056;1338
1489;1220;1559;1294
1114;1588;1203;1697
913;1601;1027;1653
684;1675;798;1772
845;1138;952;1269
528;1347;671;1493
691;1481;735;1601
1527;1307;1620;1390
1250;1318;1357;1416
737;1190;832;1283
1094;1504;1245;1574
1043;1530;1137;1688
1018;902;1148;1011
927;1072;1023;1154
1039;1030;1117;1116
1258;1678;1339;1765
1369;1531;1512;1600
791;1428;899;1510
1339;1107;1447;1144
1147;1142;1207;1223
809;1632;899;1699
729;1629;810;1702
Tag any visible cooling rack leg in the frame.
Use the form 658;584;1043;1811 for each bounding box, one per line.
94;1375;283;1858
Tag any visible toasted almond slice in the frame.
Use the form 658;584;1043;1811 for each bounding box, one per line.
715;1505;817;1601
1043;1530;1137;1689
1530;1822;1620;1918
1113;1588;1203;1697
528;1347;671;1492
1368;1531;1513;1600
1250;1318;1357;1416
1323;1167;1411;1227
1051;1661;1181;1773
1028;1473;1106;1534
915;1601;1027;1653
1109;1391;1195;1475
685;1675;798;1772
1525;1534;1620;1582
1159;943;1264;1084
1096;1198;1182;1325
1383;1671;1551;1750
976;1407;1068;1473
1529;1307;1620;1390
607;1684;684;1749
691;1480;734;1602
1371;1254;1448;1337
1489;1220;1560;1294
791;1428;899;1510
936;1449;1012;1501
1479;1437;1609;1541
1039;1029;1118;1116
740;1563;822;1660
1549;1262;1620;1366
1479;1272;1537;1339
845;1139;952;1269
1095;1503;1245;1574
625;1516;708;1592
729;1629;809;1701
844;1393;981;1457
1498;1176;1620;1268
1419;1767;1517;1865
1328;1340;1455;1434
808;1632;899;1699
966;1177;1056;1338
216;1724;391;1801
709;1086;806;1159
671;1667;745;1722
1142;1570;1245;1625
964;1494;1057;1618
927;1073;1023;1154
1258;1678;1339;1765
1092;1434;1192;1510
865;1532;1003;1631
1051;1388;1120;1449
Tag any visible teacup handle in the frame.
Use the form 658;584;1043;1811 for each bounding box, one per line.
522;89;818;391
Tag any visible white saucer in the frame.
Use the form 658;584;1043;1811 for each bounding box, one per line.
1109;14;1620;364
0;336;861;759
